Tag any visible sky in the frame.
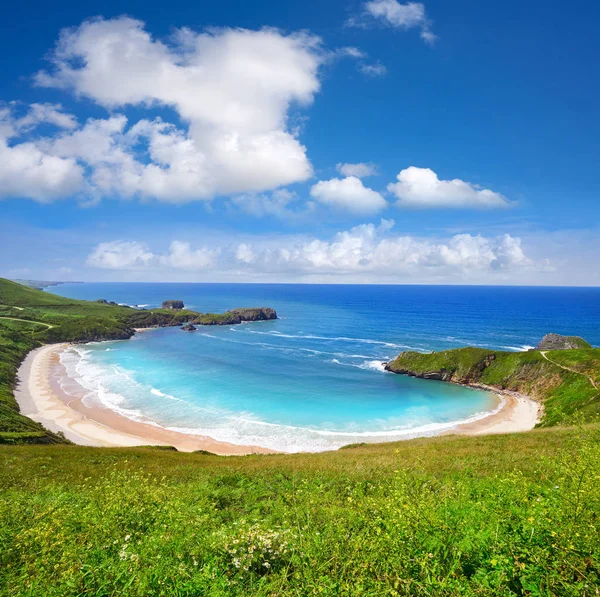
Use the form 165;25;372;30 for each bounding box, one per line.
0;0;598;285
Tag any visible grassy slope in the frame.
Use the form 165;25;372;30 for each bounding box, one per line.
0;279;273;444
386;347;600;426
1;426;599;596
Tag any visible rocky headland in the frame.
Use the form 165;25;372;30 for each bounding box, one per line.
535;333;591;350
385;334;598;427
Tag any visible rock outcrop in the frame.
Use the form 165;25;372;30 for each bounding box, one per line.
227;308;277;322
536;333;591;351
162;300;185;310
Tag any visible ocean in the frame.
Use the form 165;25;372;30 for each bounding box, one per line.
51;283;600;452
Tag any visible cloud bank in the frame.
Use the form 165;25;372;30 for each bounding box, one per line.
87;220;533;282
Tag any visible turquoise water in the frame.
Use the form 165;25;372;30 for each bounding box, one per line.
53;283;600;452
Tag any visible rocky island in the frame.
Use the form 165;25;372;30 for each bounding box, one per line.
536;333;591;350
162;300;185;310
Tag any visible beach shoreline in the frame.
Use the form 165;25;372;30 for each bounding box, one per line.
14;343;274;455
14;342;541;454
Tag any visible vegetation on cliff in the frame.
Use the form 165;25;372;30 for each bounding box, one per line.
385;346;600;426
0;278;276;444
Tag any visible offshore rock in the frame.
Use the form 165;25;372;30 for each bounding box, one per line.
536;333;591;350
162;300;185;310
181;323;197;332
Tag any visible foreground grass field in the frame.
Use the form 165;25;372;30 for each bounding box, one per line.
1;426;599;596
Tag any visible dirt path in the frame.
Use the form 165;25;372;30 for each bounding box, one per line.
0;316;54;329
541;351;598;391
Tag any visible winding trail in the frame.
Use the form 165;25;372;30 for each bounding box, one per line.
540;351;598;391
0;316;54;329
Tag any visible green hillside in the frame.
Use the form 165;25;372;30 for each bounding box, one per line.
386;346;600;426
1;426;599;596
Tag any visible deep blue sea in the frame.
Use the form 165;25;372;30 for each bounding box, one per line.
51;283;600;452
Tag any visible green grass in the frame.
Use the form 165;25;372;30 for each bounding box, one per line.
386;346;600;426
1;426;599;596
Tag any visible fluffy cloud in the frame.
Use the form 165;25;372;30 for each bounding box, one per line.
30;17;323;202
310;177;387;214
86;221;533;281
388;166;511;209
336;162;378;178
87;240;218;270
87;241;155;269
355;0;436;44
0;103;84;202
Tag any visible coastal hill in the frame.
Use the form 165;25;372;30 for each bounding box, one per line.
385;342;600;426
0;278;276;444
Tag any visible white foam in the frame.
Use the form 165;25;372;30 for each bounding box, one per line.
233;328;418;349
503;345;535;352
150;388;184;402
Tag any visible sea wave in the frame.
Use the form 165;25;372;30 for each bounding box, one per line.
231;328;419;350
503;345;535;352
198;332;383;360
164;396;504;453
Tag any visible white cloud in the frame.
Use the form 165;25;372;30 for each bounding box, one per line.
16;103;78;131
0;103;84;202
87;240;218;270
87;241;155;269
336;162;378;178
86;221;534;281
158;241;219;270
388;166;511;209
358;0;436;44
33;17;322;202
310;176;387;214
357;62;388;77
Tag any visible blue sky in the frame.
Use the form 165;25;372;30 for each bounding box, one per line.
0;0;598;285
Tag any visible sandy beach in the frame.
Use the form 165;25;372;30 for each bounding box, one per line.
15;343;541;454
444;388;541;436
14;343;274;455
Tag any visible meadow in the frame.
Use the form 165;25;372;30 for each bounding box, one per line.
1;425;599;596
